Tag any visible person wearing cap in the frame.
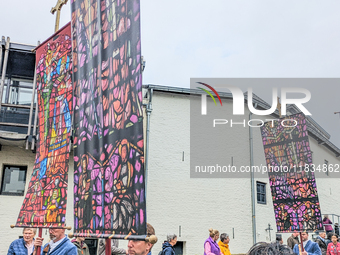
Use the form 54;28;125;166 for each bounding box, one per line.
127;223;156;255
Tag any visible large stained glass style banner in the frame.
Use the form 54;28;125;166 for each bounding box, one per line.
72;0;146;237
260;113;323;232
16;23;72;228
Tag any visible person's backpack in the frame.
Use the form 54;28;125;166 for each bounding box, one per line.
158;250;164;255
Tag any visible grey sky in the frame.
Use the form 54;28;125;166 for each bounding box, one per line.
1;0;339;146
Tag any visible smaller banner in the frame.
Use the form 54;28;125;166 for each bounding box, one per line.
15;23;72;227
261;113;323;232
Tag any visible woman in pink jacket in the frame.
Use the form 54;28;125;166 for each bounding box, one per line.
204;229;223;255
327;234;340;255
323;215;334;233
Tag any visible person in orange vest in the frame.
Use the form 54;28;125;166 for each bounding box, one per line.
218;233;231;255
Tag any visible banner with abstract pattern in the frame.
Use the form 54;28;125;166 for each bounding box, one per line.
260;113;323;232
72;0;146;237
15;23;72;228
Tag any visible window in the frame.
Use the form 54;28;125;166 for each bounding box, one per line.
257;182;266;204
1;165;27;196
325;160;329;176
173;241;184;255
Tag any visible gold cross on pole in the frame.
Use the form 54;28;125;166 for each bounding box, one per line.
51;0;68;32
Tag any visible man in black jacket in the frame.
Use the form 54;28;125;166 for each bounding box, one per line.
315;232;327;255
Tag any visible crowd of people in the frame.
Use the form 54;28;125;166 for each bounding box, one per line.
7;223;156;255
285;231;340;255
7;221;340;255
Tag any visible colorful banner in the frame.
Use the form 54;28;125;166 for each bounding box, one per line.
15;23;72;227
72;0;146;237
260;113;323;232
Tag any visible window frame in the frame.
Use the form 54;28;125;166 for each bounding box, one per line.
256;181;267;205
0;164;28;196
324;159;329;176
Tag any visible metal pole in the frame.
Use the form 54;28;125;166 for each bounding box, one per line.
249;104;257;245
31;93;39;150
4;77;11;104
145;88;153;198
0;37;10;112
26;64;37;149
0;37;4;76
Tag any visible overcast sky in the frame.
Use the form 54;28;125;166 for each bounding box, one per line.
1;0;340;147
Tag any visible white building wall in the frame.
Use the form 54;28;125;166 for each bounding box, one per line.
252;118;277;244
147;92;254;254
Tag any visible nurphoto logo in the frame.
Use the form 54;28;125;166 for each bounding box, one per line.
198;82;312;116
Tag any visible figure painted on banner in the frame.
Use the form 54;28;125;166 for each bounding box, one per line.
218;233;231;255
315;232;328;255
43;177;67;223
323;215;334;234
303;201;317;230
293;232;322;255
160;234;177;255
326;234;340;255
33;228;77;255
26;182;42;211
127;223;156;255
287;232;300;250
116;140;134;193
78;155;93;230
204;228;222;255
71;237;90;255
97;238;128;255
283;211;292;230
7;228;36;255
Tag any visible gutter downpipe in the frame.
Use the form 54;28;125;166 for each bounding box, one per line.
145;88;153;198
0;37;10;112
250;102;257;245
26;64;37;150
0;38;3;77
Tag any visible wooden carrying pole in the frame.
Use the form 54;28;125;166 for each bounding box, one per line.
299;232;305;252
36;228;43;255
105;239;111;255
